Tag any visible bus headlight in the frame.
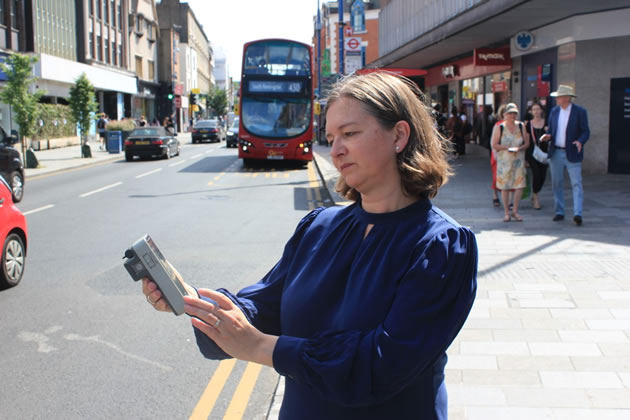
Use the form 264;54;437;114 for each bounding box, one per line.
299;141;313;154
240;139;253;152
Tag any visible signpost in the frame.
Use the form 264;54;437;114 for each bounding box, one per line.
344;37;361;52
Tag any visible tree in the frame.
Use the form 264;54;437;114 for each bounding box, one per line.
207;87;228;117
68;73;97;157
0;53;44;165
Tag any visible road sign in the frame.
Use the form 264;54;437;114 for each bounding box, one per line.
191;88;201;94
174;96;182;108
345;37;361;52
345;54;362;74
344;26;353;37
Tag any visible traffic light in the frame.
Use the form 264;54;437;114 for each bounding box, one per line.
190;93;197;105
167;92;174;100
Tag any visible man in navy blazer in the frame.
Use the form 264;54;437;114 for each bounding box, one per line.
540;85;590;226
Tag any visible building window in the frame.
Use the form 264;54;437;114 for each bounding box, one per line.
88;30;94;58
112;41;116;65
97;35;102;61
10;0;19;28
104;38;109;63
111;0;115;26
135;56;143;78
135;15;143;34
351;0;366;33
88;0;93;16
117;3;121;29
104;0;109;24
0;3;4;26
148;60;154;81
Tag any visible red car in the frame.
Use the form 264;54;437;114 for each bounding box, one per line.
0;175;27;288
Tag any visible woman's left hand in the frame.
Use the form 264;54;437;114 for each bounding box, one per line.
184;289;277;366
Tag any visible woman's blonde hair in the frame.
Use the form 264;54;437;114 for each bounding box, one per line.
325;72;451;200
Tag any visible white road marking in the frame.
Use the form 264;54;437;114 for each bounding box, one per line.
135;168;162;178
190;153;203;159
64;333;172;371
23;204;55;215
79;181;123;198
168;160;187;167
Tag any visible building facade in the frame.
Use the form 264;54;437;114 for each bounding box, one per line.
129;0;159;123
156;0;213;129
372;0;630;174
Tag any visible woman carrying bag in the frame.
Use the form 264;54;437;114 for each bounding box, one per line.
525;102;549;209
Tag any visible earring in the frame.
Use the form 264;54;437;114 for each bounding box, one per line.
395;145;400;152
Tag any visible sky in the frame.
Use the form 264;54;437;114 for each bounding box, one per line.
182;0;317;81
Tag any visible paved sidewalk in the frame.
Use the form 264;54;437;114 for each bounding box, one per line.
307;142;630;419
23;140;123;179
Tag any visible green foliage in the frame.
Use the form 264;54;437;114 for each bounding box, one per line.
105;119;136;131
0;53;44;140
32;104;75;139
207;87;228;116
68;73;97;144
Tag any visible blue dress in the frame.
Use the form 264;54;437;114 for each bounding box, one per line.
194;199;478;419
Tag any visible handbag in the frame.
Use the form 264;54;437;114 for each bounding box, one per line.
530;122;548;164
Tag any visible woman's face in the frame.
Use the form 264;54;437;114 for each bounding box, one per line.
326;97;401;195
505;112;517;122
531;104;543;118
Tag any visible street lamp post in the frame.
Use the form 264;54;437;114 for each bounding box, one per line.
317;0;322;98
339;0;344;74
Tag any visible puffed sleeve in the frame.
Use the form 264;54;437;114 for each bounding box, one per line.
272;226;478;406
194;207;326;360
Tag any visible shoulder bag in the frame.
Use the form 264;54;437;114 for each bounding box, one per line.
530;122;548;164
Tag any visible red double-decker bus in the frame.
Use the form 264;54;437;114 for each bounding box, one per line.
237;39;314;165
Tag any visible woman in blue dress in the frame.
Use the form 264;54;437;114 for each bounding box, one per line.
143;72;478;419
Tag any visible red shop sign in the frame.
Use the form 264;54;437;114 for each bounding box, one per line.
492;81;507;92
474;48;512;66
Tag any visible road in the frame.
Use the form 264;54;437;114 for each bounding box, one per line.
0;139;326;419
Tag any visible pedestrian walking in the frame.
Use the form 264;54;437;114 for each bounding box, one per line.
446;106;465;157
491;103;530;222
540;85;590;226
524;102;548;209
97;113;108;151
141;72;478;420
489;104;506;207
138;115;147;127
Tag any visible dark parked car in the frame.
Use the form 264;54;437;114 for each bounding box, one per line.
0;175;27;288
226;117;240;148
192;119;223;143
0;126;24;203
124;127;180;161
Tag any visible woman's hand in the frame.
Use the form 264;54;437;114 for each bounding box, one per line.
142;262;195;313
185;289;278;367
142;278;172;312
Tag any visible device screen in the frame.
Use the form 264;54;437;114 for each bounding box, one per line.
146;236;189;296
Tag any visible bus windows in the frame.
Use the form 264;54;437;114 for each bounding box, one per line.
243;41;310;77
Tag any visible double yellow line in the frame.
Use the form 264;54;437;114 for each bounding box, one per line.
189;161;326;419
190;359;263;420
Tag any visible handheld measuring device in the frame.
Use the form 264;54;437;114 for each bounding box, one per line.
124;235;188;315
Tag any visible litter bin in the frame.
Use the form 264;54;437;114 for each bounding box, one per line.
107;131;122;153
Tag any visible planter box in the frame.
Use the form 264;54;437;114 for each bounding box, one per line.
48;136;81;149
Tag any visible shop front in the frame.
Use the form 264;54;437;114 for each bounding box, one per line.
132;80;159;123
426;47;512;148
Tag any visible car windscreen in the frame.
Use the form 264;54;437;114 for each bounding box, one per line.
230;119;239;130
194;121;218;128
242;97;311;138
131;128;162;136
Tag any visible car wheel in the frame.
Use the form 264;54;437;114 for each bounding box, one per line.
10;171;24;203
125;153;133;162
1;233;26;288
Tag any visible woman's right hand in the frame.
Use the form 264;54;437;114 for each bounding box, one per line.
142;278;172;312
